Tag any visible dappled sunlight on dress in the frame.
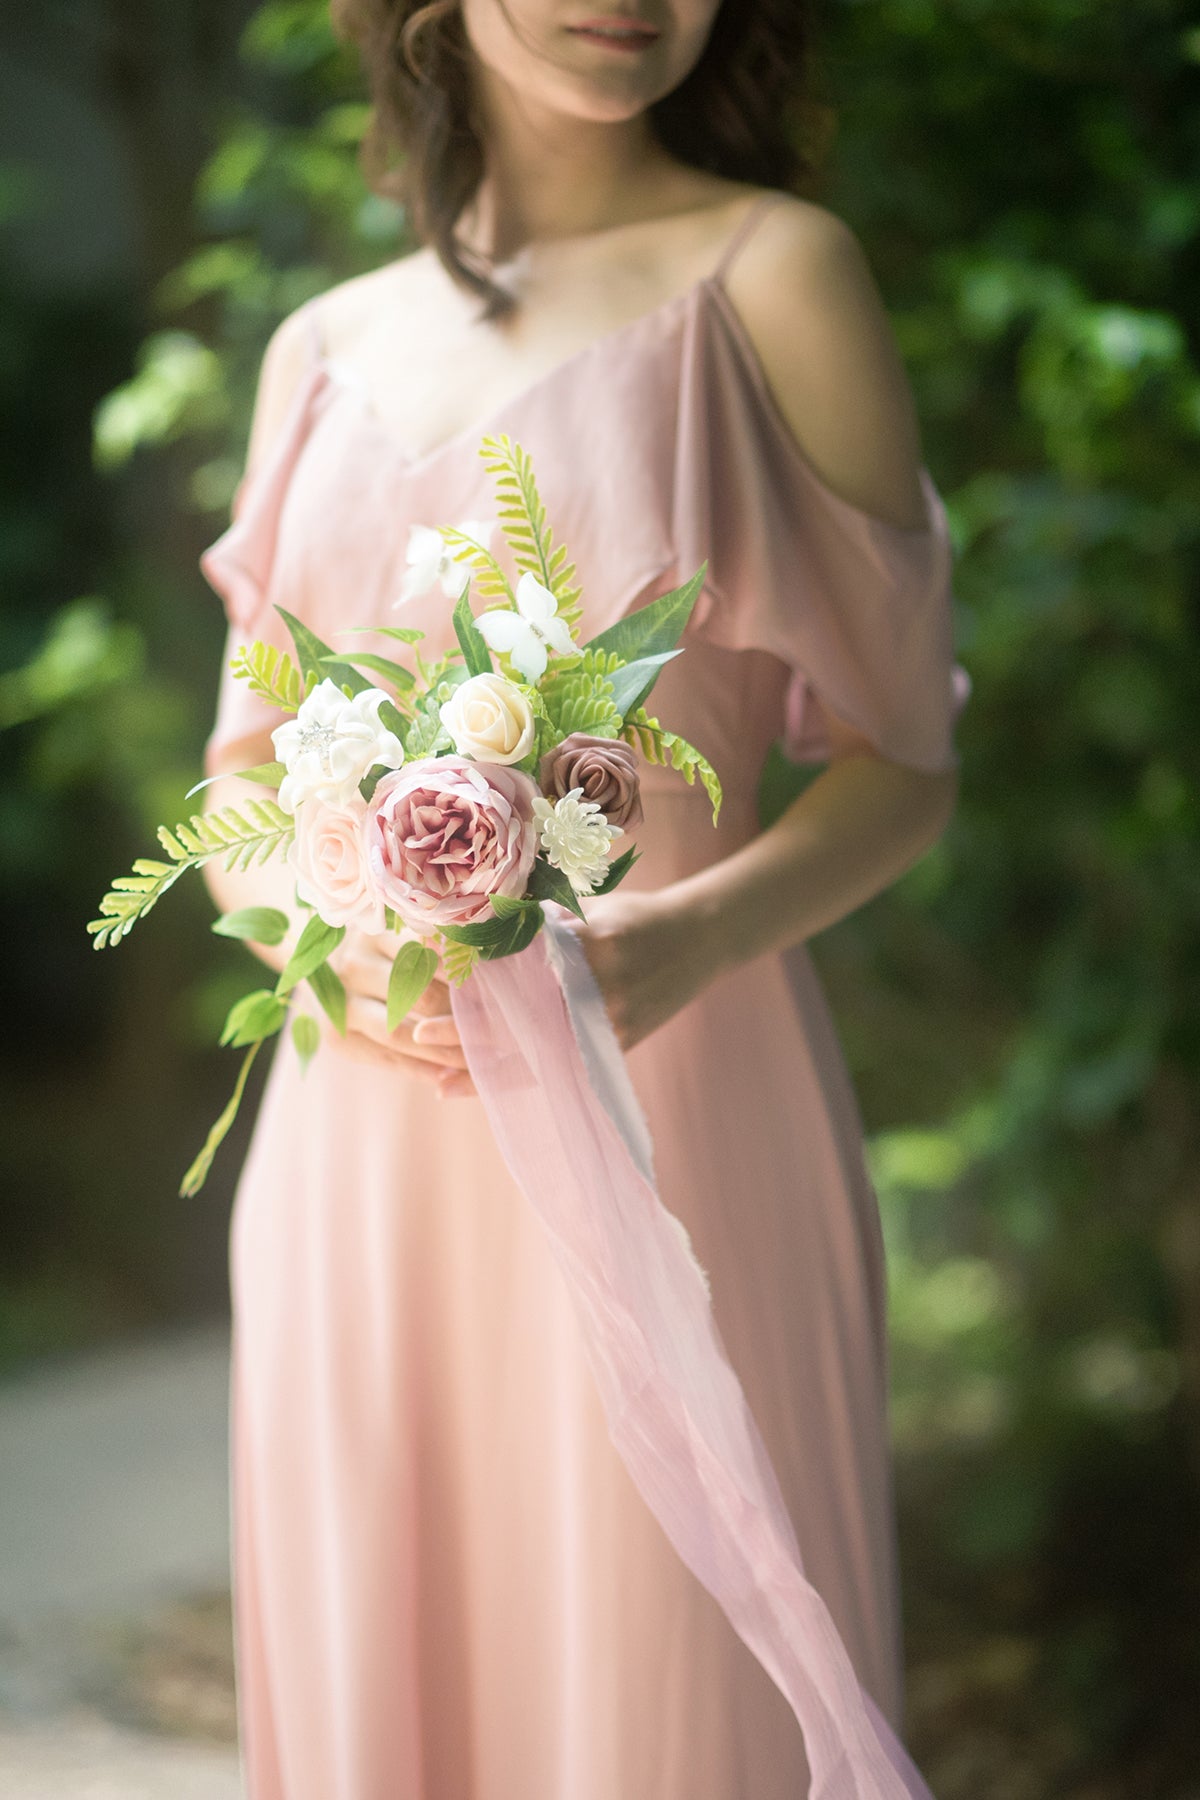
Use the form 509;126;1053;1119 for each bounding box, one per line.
201;191;969;1800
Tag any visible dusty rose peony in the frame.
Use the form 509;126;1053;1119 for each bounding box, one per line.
288;794;386;934
538;731;644;831
365;755;538;932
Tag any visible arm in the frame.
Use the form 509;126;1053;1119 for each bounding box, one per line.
200;310;470;1090
565;203;960;1050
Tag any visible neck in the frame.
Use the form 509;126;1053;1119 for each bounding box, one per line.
458;69;679;263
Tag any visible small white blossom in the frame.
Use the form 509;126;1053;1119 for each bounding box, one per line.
395;519;495;608
272;679;405;813
473;571;576;684
532;787;623;896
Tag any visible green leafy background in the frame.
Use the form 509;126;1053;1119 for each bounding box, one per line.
1;3;1197;1789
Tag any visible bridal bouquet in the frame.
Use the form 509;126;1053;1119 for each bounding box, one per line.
88;432;721;1196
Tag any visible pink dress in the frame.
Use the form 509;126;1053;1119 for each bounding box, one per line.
200;191;969;1800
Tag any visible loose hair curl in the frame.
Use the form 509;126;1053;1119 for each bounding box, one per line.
331;0;829;320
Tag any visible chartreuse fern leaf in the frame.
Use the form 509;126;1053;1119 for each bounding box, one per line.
539;649;622;740
229;641;313;711
478;433;584;632
438;526;515;609
439;935;480;987
621;707;723;825
88;799;294;948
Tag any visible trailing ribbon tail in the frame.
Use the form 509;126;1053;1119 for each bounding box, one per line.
449;904;937;1800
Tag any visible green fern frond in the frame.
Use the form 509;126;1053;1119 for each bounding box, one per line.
621;708;723;825
478;434;584;632
440;936;479;987
539;664;622;739
88;800;294;949
438;526;515;608
229;641;313;711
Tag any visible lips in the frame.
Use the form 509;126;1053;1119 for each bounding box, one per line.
567;15;661;48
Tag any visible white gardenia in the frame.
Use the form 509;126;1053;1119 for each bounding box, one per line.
439;672;536;765
473;571;576;683
395;519;495;608
272;680;405;814
532;787;623;896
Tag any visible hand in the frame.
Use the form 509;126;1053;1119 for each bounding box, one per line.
320;923;479;1101
560;885;716;1053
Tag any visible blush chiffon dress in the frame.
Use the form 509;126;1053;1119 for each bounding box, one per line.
199;191;970;1800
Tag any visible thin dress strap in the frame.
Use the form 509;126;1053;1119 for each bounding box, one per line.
710;192;783;290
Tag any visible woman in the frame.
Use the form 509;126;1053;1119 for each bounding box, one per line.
200;1;968;1795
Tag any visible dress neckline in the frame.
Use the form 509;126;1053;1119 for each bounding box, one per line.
315;273;708;477
308;191;782;479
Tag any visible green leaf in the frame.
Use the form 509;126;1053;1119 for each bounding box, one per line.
607;649;683;718
526;855;586;919
211;905;290;946
185;761;285;800
589;843;641;895
228;641;308;710
340;625;425;644
291;1013;320;1073
307;959;347;1034
440;894;544;957
386;940;439;1031
275;606;369;695
581;564;707;663
220;988;288;1048
179;1040;262;1198
318;651;415;690
452;593;493;676
275;914;345;996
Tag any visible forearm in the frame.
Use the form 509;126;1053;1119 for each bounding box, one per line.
668;751;959;974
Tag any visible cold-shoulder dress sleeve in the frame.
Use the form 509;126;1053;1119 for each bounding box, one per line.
198;350;328;778
674;282;972;775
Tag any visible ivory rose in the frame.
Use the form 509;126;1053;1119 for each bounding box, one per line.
289;794;385;934
538;731;644;831
365;755;538;932
439;672;536;765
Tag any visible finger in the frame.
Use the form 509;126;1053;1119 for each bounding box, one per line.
411;1013;462;1049
329;1030;445;1083
437;1068;478;1100
410;975;451;1018
345;995;471;1070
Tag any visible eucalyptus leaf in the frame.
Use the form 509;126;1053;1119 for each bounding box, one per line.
211;905;290;946
275;914;345;996
386;940;439;1031
307;959;347;1034
291;1013;320;1073
220;988;288;1048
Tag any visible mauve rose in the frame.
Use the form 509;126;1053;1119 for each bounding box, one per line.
365;755;538;932
288;794;385;934
538;732;644;831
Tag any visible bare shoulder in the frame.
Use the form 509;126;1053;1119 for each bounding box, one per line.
721;193;928;529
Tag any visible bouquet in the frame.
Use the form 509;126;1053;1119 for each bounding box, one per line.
88;432;721;1197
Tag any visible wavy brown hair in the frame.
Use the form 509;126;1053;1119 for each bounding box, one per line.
331;0;829;320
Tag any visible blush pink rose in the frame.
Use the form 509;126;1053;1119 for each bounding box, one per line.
538;731;644;830
365;755;538;932
288;793;386;934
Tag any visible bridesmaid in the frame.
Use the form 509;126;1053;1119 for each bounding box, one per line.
198;1;966;1794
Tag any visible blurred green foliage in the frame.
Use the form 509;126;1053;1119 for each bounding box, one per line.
1;0;1197;1790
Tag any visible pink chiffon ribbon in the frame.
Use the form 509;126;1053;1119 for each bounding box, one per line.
449;904;937;1800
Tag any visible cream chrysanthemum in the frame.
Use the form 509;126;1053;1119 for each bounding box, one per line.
532;786;623;896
